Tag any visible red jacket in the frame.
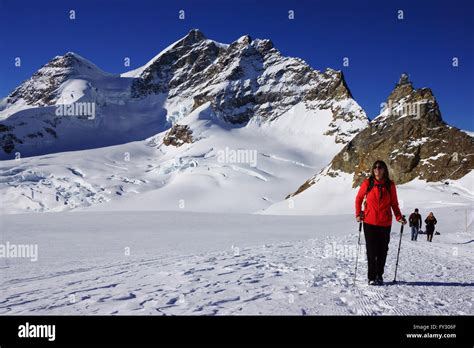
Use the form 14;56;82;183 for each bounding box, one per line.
355;178;403;227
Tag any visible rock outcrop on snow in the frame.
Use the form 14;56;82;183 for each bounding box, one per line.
162;124;193;147
290;74;474;197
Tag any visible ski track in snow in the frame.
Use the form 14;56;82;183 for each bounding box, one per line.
1;216;472;315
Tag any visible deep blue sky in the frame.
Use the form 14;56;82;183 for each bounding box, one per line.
0;0;473;130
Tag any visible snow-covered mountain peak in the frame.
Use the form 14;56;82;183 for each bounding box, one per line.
51;52;105;74
122;29;226;79
31;51;109;82
3;51;109;109
125;30;367;136
235;34;252;45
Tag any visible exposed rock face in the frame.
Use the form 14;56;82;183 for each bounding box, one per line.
290;74;474;196
0;132;22;153
130;29;367;137
162;124;193;147
131;30;223;98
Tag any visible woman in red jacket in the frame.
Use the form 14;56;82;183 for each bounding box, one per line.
355;160;406;285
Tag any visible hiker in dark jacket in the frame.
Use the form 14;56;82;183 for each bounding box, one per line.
409;208;422;241
425;212;437;242
355;160;405;286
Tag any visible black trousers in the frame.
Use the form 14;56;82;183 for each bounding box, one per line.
426;226;435;242
426;232;434;242
363;222;391;281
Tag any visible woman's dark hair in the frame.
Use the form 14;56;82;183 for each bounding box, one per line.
370;160;392;189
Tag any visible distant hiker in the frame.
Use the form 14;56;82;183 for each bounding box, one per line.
409;208;422;241
355;160;406;286
425;212;437;242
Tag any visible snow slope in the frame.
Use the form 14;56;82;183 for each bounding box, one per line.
0;207;472;315
0;103;348;214
263;169;474;216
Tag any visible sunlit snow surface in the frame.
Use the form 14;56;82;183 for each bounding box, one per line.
0;207;472;315
1;143;473;315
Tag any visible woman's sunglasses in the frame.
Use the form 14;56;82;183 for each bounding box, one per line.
373;165;385;169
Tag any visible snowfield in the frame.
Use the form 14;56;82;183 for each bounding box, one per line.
0;122;472;315
0;103;349;215
0;105;472;315
0;207;472;315
263;170;474;216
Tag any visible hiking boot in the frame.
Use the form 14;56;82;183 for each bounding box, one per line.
368;280;376;286
375;276;384;285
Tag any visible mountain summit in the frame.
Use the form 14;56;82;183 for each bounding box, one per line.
5;52;107;108
129;29;364;130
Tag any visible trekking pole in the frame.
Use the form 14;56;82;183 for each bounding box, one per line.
353;197;366;285
393;215;406;283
